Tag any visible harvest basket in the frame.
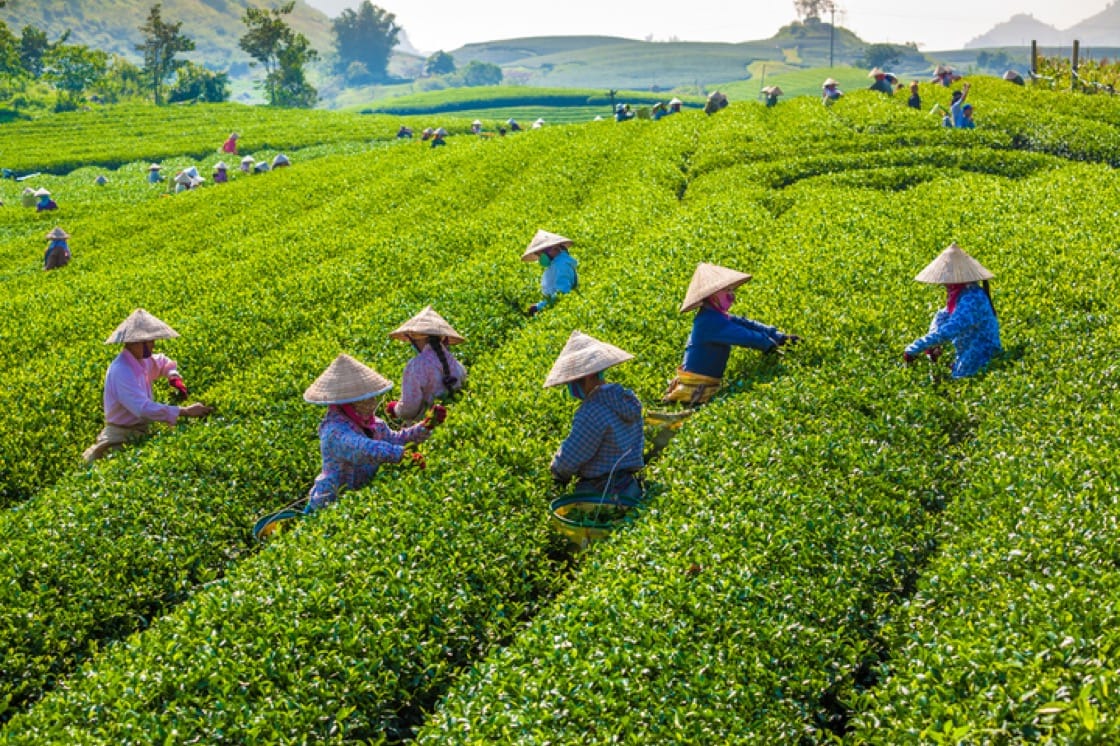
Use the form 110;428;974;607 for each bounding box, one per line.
549;492;641;548
252;505;304;541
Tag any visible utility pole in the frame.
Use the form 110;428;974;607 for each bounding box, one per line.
829;2;836;68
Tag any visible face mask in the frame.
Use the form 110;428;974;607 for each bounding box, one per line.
538;254;552;268
142;342;154;359
566;382;584;401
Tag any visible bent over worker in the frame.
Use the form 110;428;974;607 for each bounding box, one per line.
664;263;800;405
545;331;644;500
522;229;578;316
302;354;434;512
904;242;1001;378
82;309;212;462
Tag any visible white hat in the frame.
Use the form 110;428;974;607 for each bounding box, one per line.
521;229;573;261
241;155;255;164
762;85;784;96
148;163;162;171
543;331;634;387
95;175;108;185
507;118;518;125
435;128;448;137
669;97;682;105
272;153;290;166
214;161;229;171
915;243;994;285
472;119;482;126
389;306;465;345
34;188;51;196
303;353;393;405
104;308;180;344
823;78;839;87
868;67;885;78
680;263;753;312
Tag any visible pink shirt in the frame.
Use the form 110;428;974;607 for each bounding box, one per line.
102;351;180;426
396;345;466;421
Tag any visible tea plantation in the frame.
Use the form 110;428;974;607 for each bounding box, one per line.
0;79;1118;743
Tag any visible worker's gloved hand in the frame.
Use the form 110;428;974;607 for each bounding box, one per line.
169;377;189;399
903;351;916;365
384;400;399;419
926;346;943;363
422;404;447;429
526;304;539;317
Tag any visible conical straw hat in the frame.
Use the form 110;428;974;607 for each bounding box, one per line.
521;229;574;261
680;263;752;312
544;331;634;387
303;353;393;405
214;161;228;170
914;243;995;284
34;188;51;196
868;67;885;77
104;308;180;344
823;78;839;87
148;163;162;171
389;306;465;344
46;226;70;240
763;85;784;96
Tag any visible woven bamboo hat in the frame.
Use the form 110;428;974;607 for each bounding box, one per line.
868;67;885;78
46;226;70;240
34;188;51;197
148;163;162;171
762;85;784;96
544;331;634;387
105;308;180;344
680;262;753;312
915;243;994;285
304;353;393;405
823;78;839;87
521;229;573;261
389;306;465;345
214;161;228;171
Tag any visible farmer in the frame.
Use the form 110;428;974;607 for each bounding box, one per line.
868;67;896;95
669;97;683;114
212;161;229;183
35;189;58;212
1003;70;1025;86
762;85;783;107
240;155;254;173
253;161;270;174
43;226;71;271
20;187;36;208
959;103;975;129
385;306;467;423
272;153;291;169
222;132;239;154
933;65;960;87
704;90;729;115
907;81;921;110
431;128;448;147
950;83;971;127
822;78;843;105
904;242;1001;378
82;309;213;463
532;118;546;129
507;118;523;131
471;119;483;134
95;174;109;186
545;331;644;500
522;229;578;316
397;125;414;139
174;168;203;193
302;353;434;513
147;163;164;184
664;263;800;405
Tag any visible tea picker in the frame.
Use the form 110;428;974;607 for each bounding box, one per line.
253;354;442;541
522;229;578;316
384;306;467;423
544;331;646;548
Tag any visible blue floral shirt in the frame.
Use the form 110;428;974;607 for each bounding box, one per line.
308;407;428;508
906;284;1001;378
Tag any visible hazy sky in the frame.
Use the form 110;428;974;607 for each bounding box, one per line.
304;0;1112;52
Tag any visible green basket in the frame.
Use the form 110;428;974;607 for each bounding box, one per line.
549;493;641;548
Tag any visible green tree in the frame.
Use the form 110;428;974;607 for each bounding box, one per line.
168;61;231;103
794;0;834;22
99;55;146;102
332;1;399;82
19;26;68;79
860;43;901;70
454;60;502;87
43;43;108;109
0;22;21;78
136;4;195;105
424;50;455;76
240;1;318;106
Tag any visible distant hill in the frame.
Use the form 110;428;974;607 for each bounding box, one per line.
965;13;1065;48
0;0;333;73
1067;1;1120;46
447;22;899;91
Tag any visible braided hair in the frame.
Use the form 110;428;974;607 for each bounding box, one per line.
429;335;459;390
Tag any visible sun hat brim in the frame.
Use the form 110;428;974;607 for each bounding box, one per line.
914;243;995;284
544;331;634;387
389;306;466;344
303;353;394;405
104;308;181;344
680;263;753;312
521;229;574;261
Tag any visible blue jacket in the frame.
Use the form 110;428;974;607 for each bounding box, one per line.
906;284;1001;378
533;251;578;311
681;306;785;379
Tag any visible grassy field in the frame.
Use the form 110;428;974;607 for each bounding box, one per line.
1;81;1119;742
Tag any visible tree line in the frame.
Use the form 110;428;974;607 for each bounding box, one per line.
0;0;500;111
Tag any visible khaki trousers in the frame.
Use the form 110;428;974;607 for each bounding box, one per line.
82;423;150;463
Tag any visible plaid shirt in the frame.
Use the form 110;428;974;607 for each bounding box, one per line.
551;383;644;482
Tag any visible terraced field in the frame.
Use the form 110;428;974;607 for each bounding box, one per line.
1;78;1117;743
